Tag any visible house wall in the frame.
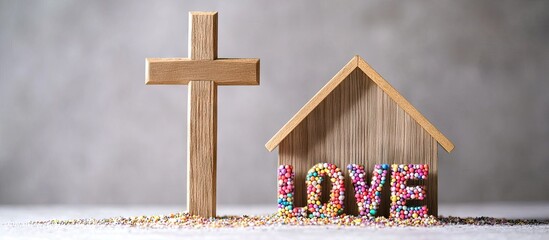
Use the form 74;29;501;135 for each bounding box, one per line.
279;69;439;216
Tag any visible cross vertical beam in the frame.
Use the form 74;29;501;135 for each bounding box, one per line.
187;12;218;218
188;80;217;218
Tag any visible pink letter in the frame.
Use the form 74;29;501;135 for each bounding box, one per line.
277;165;306;217
390;164;429;219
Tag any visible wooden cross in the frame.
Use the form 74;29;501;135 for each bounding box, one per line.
145;12;260;218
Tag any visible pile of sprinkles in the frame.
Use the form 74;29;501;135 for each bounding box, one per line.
32;213;549;228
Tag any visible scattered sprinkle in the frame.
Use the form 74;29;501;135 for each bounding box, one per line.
31;213;549;228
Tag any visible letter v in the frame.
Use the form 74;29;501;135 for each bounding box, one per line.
347;164;389;217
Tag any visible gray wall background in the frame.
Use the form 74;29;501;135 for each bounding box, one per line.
1;0;548;205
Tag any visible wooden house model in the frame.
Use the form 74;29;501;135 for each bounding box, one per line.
265;56;454;216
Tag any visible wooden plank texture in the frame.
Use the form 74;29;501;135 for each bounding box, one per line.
189;12;217;60
278;69;438;216
187;81;217;218
145;58;260;85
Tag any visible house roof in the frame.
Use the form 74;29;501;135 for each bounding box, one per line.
265;55;455;153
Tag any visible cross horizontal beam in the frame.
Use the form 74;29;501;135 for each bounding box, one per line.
146;58;260;85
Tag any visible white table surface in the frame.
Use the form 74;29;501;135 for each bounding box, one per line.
1;203;549;240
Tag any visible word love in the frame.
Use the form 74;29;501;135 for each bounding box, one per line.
277;163;429;219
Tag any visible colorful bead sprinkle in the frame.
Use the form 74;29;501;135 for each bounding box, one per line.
390;164;429;220
32;214;549;228
306;163;345;218
277;165;307;217
277;163;346;218
347;164;389;217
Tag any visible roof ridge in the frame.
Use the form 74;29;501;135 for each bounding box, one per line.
265;55;454;153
